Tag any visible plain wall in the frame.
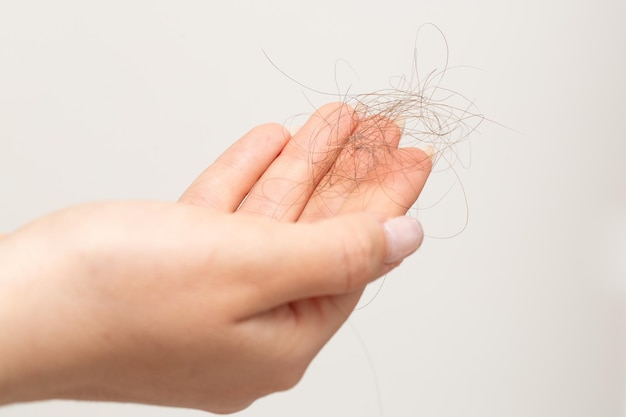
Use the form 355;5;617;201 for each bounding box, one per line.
1;1;625;416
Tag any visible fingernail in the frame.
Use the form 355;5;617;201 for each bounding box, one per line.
354;103;368;121
383;216;424;264
423;145;435;160
394;116;406;133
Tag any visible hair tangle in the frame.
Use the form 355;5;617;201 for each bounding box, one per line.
259;24;500;245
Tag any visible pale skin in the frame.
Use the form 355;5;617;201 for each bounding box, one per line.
0;103;431;413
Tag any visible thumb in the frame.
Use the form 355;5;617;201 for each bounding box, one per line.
262;213;424;305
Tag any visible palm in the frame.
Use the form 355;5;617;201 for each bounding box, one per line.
180;103;430;222
178;102;431;331
180;104;431;355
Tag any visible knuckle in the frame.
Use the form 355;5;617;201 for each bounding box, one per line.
337;221;379;292
178;188;220;209
271;361;307;392
264;345;311;393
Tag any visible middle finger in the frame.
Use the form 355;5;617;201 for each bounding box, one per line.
237;102;359;221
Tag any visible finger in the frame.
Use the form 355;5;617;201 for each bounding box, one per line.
292;149;431;344
179;123;290;211
285;212;425;353
337;147;432;216
299;115;431;221
236;213;423;316
237;102;359;221
298;115;404;220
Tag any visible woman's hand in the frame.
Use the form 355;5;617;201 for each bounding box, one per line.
0;103;431;413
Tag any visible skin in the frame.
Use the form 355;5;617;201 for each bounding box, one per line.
0;103;431;413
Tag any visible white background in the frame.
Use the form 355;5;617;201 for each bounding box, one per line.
1;1;625;416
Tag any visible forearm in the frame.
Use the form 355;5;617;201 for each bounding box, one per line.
0;229;86;406
0;236;38;404
0;286;38;405
0;232;48;404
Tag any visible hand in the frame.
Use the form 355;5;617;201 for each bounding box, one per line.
0;104;431;413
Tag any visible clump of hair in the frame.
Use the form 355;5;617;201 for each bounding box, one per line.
265;24;486;226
